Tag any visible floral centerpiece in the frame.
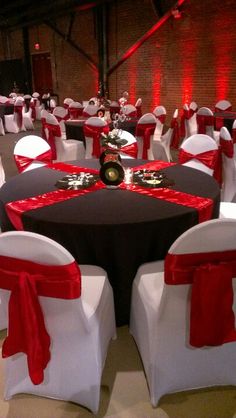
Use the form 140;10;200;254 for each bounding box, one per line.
101;128;128;149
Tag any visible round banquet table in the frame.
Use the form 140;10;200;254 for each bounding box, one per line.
0;159;220;326
65;119;137;142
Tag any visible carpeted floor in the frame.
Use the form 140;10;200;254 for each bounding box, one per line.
0;124;235;417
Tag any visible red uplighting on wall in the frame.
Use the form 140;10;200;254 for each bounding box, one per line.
214;22;233;101
181;38;197;105
128;55;137;104
151;53;161;109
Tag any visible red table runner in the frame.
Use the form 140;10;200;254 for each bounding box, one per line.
5;161;214;231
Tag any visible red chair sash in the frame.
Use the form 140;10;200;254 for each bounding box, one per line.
83;124;109;158
213;136;234;186
0;255;81;385
156;114;166;124
170;117;180;149
232;128;236;144
165;250;236;347
29;101;36;121
180;108;194;137
103;142;138;159
14;149;53;173
126;110;137;118
69;108;80;119
196;114;214;134
135;123;156;159
178;148;218;169
44;123;62;160
14;105;23;128
136;106;142;118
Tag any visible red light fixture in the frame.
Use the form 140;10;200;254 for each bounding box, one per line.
172;7;182;19
34;42;40;50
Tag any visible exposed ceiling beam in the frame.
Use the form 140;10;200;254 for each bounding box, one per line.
46;20;98;73
107;0;186;76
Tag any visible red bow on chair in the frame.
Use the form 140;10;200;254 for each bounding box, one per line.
135;123;156;159
30;100;37;121
83;124;109;158
196;114;214;134
14;105;23;129
213;136;234;186
165;250;236;347
178;148;218;169
170;117;180;149
0;255;81;384
14;149;53;173
180;108;195;137
44;123;62;160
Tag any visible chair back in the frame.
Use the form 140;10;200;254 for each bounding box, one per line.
179;133;218;176
196;107;215;138
53;106;69;133
68;101;83;119
123;104;137;118
153;105;167;123
215;99;232;112
82;104;99;117
63;97;73;109
220;126;236;202
115;130;137;159
135;98;142;118
84;116;109;158
0;155;5;187
14;97;25;129
0;96;9;104
45;113;62;160
14;135;52;173
162;108;179;157
136;113;157;159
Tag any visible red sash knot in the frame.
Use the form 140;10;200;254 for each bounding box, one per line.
0;255;81;385
165;250;236;347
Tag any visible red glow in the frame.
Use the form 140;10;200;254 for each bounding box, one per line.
151;56;161;110
34;43;40;50
181;38;197;105
214;19;233;101
128;55;137;104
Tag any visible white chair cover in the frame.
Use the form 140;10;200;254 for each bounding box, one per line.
84;116;108;159
215;99;232;112
179;133;218;176
135;113;157;160
45;113;85;162
13;135;52;173
156;108;179;162
130;218;236;406
196;106;216;141
220;127;236;202
5;97;26;133
0;230;116;413
0;154;5;187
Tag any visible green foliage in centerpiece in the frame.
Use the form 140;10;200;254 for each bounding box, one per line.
101;129;128;149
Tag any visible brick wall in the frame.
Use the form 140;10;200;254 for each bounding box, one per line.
1;0;236;121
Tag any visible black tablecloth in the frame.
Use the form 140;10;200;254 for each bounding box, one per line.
65;119;137;142
0;159;220;325
214;111;236;133
0;104;14;119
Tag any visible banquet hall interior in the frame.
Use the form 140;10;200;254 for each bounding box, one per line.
0;0;236;417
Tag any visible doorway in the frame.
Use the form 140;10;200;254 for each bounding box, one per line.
32;52;53;96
